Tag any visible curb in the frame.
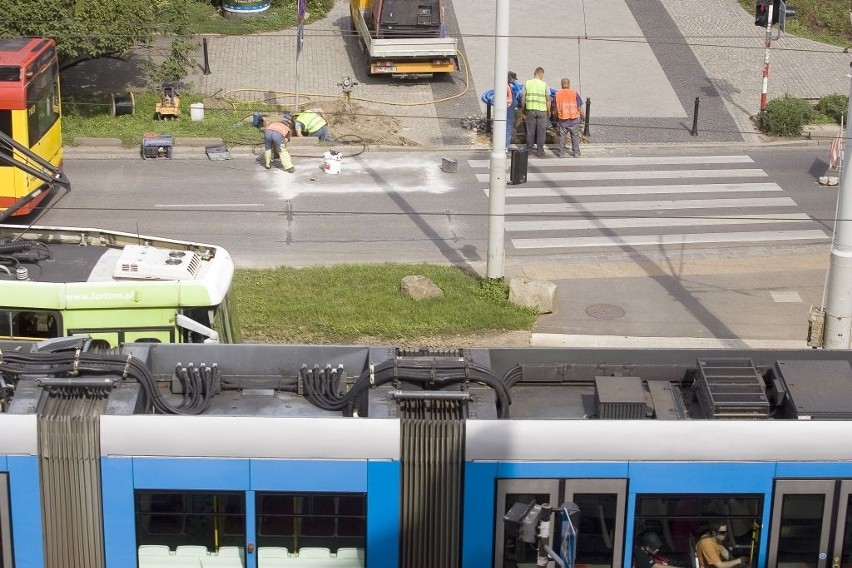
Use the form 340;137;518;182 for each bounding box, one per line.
64;137;830;160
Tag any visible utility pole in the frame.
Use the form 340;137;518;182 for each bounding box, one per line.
823;65;852;349
486;0;510;279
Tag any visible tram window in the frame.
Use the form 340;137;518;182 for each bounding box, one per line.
0;309;60;339
634;495;762;568
134;491;245;552
256;492;366;554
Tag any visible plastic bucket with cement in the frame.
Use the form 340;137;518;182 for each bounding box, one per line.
323;151;342;175
190;103;204;121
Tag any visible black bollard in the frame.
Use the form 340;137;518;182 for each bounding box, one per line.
691;96;700;136
485;103;492;134
583;97;591;138
202;37;212;76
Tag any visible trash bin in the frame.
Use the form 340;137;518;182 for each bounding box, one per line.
509;147;528;185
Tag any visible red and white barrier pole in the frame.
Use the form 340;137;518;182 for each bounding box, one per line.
759;3;774;112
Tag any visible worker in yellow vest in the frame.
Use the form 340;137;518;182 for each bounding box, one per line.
520;67;550;158
293;108;335;143
553;77;584;158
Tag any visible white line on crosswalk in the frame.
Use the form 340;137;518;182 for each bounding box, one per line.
467;155;755;168
506;197;797;214
505;213;814;232
475;169;768;183
484;182;782;198
511;230;829;249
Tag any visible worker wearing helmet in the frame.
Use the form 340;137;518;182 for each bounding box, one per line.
260;114;295;173
633;532;678;568
293;107;335;143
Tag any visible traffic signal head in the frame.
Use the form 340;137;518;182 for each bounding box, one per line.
755;0;769;26
773;0;797;28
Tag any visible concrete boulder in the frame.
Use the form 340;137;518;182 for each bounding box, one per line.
401;275;444;301
509;277;556;314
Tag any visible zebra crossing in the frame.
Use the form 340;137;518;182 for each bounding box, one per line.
468;154;828;252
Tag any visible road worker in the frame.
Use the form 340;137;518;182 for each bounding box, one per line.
293;107;335;143
261;113;295;173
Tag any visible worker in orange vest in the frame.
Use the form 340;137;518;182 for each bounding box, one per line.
553;78;584;158
260;113;295;172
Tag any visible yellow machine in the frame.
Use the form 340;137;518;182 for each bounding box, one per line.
350;0;458;76
154;84;181;120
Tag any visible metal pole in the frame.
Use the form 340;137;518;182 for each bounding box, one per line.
823;66;852;349
691;96;699;136
759;3;773;112
486;103;492;134
582;97;591;138
486;0;510;280
202;37;211;75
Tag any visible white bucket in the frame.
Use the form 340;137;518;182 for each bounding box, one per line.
190;102;204;121
323;151;342;175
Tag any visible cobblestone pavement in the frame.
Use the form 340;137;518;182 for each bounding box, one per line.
661;0;849;144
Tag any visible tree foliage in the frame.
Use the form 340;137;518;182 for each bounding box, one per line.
0;0;187;61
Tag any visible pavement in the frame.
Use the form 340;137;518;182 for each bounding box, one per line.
56;0;851;349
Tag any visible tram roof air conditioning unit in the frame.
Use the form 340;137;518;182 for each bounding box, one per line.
594;376;647;419
113;245;202;281
695;358;770;419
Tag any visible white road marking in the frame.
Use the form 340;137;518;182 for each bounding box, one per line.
511;230;829;249
770;291;804;303
505;213;814;232
154;203;263;208
468;155;755;168
485;182;783;198
475;169;768;183
531;333;807;349
506;197;797;214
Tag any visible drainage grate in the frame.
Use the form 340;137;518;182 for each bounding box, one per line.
585;303;626;320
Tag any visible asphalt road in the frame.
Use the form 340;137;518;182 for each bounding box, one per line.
35;145;836;271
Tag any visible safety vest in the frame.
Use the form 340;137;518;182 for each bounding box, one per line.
297;110;326;134
506;85;513;106
524;78;547;111
265;121;291;138
555;88;581;120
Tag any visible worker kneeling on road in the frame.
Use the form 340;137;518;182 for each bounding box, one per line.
261;113;295;173
293;107;335;143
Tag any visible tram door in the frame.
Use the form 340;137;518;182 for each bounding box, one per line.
768;480;852;568
0;473;11;568
495;479;627;568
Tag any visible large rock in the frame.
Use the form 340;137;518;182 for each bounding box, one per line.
509;277;556;314
401;275;444;301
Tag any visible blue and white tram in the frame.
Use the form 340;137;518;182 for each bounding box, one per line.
1;342;852;568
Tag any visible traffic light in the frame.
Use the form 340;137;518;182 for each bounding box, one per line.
755;0;769;26
773;0;797;30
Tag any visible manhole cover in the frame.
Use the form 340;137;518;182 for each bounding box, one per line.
585;303;626;320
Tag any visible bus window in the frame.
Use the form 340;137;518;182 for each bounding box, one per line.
26;64;58;146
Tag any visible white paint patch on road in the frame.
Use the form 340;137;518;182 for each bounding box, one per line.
770;291;803;303
257;155;455;199
531;333;807;349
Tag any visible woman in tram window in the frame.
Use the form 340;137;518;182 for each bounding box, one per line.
695;523;746;568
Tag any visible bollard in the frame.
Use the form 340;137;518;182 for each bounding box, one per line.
691;96;700;136
485;103;492;134
583;97;591;138
202;37;212;76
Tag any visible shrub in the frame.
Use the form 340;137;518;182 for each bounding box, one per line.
760;95;813;136
816;93;849;124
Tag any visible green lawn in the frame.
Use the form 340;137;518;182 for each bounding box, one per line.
186;0;334;35
232;264;537;344
61;91;278;147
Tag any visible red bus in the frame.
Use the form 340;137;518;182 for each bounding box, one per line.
0;37;63;219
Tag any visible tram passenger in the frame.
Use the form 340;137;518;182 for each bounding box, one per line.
695;523;746;568
633;532;676;568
